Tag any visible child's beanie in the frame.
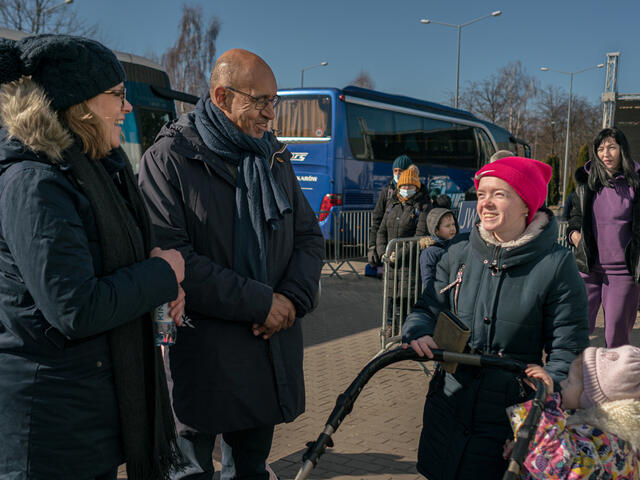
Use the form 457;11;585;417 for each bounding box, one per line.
580;345;640;408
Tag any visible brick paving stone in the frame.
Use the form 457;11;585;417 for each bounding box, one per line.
116;268;639;480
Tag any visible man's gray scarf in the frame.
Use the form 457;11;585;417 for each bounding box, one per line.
63;144;181;480
194;96;291;282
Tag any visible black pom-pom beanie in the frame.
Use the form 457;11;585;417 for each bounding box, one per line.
0;34;125;111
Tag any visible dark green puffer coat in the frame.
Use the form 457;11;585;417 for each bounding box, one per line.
402;210;589;480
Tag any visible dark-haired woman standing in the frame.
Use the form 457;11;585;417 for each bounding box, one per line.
568;127;640;347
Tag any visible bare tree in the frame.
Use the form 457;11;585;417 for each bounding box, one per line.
455;60;600;176
0;0;98;36
162;4;221;114
459;61;537;140
350;69;375;90
533;85;568;158
530;89;599;192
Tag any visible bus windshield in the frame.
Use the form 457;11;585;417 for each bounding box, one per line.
272;95;332;139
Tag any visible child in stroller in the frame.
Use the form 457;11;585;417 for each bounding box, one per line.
506;345;640;479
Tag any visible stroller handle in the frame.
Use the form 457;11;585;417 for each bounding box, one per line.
295;347;530;480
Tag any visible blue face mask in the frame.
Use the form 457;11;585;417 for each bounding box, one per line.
399;187;417;199
394;174;400;184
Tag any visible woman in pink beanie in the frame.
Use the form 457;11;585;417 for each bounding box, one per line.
508;346;640;479
402;156;589;479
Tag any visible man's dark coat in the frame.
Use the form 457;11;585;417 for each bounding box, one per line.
138;114;324;433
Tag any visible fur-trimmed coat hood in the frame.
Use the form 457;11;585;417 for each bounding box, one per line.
567;397;640;450
0;77;73;165
479;210;549;248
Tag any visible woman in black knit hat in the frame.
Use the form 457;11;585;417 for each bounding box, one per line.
0;35;185;480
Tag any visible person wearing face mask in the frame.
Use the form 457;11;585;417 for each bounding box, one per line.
401;156;588;480
368;154;414;267
567;127;640;348
0;35;186;480
376;165;430;336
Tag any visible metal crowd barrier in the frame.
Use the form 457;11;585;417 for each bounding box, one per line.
556;219;569;248
318;209;373;279
380;236;423;351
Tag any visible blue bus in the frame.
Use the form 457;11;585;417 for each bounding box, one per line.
0;28;197;173
113;51;197;172
272;86;530;217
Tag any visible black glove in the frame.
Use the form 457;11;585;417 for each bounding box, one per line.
368;246;380;267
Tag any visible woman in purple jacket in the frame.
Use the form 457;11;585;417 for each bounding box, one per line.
568;127;640;347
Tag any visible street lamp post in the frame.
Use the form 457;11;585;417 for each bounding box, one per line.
300;61;328;88
37;0;73;33
420;10;501;109
541;63;604;204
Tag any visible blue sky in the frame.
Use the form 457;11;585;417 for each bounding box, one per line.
75;0;639;107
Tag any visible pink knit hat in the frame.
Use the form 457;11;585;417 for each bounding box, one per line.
579;345;640;408
474;157;552;225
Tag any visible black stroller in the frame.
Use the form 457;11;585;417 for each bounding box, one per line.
294;347;546;480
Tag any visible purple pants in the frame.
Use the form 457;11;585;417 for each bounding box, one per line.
581;265;640;347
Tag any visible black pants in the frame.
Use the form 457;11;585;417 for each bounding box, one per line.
172;425;274;480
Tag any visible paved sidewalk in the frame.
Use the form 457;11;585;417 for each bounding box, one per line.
117;259;640;479
268;328;429;479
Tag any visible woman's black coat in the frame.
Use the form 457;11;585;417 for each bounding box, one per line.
0;80;177;479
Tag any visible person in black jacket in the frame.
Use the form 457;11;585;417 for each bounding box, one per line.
138;49;324;480
368;154;413;266
377;166;430;336
567;127;640;347
0;35;185;480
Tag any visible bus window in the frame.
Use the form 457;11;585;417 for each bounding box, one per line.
272;95;332;139
476;128;497;166
421;120;476;169
345;103;477;168
395;113;423;158
346;103;393;160
137;108;172;153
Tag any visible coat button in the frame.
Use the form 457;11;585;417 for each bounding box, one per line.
483;259;488;264
96;360;103;368
483;316;490;324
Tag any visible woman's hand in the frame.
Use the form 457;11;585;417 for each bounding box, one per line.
169;286;185;326
150;247;185;284
525;364;554;394
402;335;438;359
569;231;582;247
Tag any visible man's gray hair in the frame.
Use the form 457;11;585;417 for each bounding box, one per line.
489;150;515;163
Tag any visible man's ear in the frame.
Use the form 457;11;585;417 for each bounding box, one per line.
212;86;230;112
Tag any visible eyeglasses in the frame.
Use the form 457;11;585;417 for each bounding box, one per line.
103;88;127;108
225;86;280;110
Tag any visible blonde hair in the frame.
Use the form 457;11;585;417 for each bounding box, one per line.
61;102;111;160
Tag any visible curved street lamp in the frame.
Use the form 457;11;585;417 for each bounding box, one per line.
540;63;605;203
420;10;501;108
300;61;328;88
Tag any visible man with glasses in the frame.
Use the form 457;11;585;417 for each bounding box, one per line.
138;48;323;479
